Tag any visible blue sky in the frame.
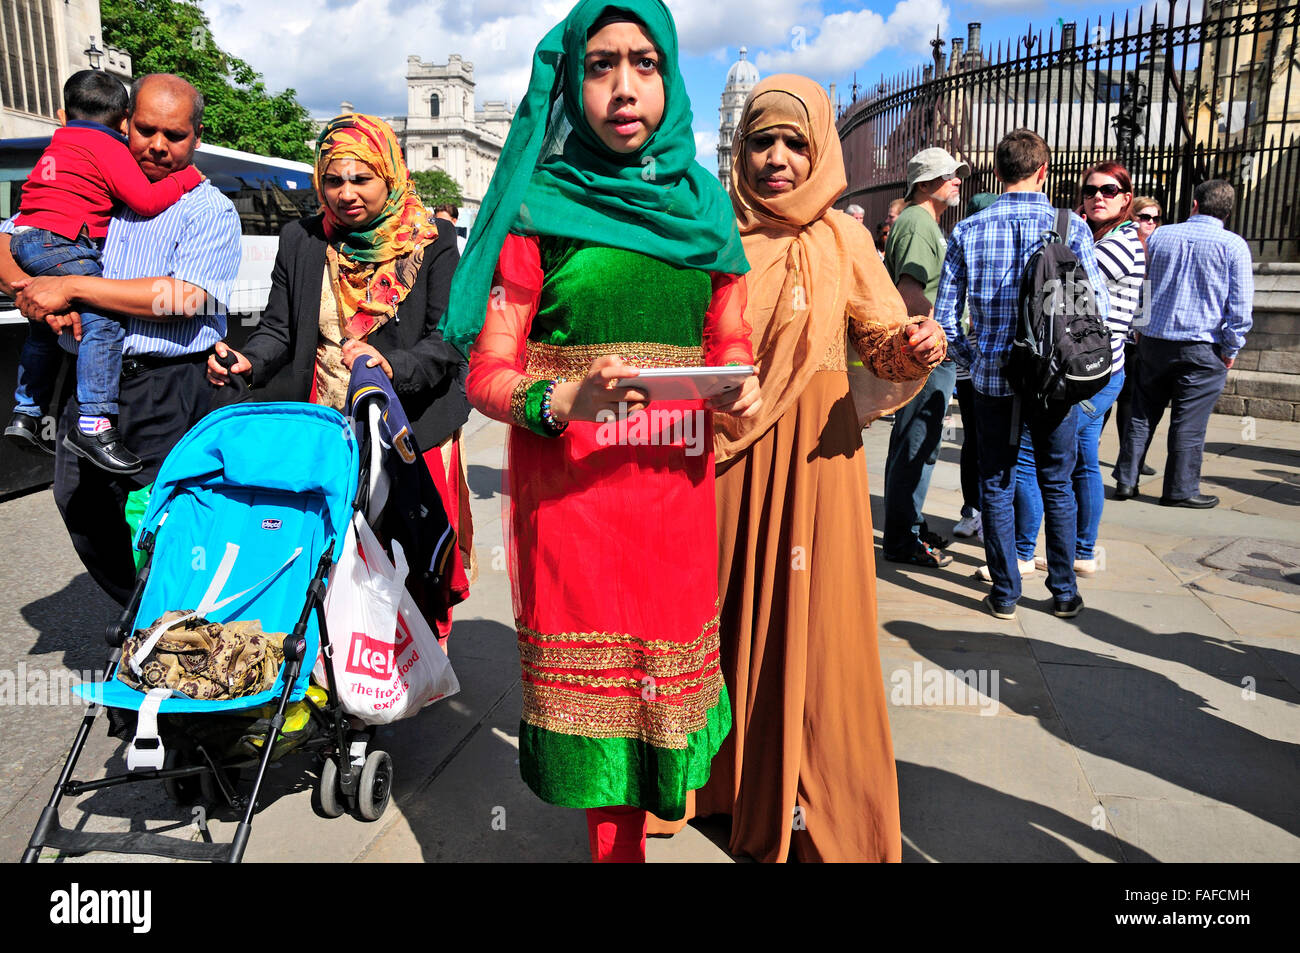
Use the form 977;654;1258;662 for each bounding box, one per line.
201;0;1184;175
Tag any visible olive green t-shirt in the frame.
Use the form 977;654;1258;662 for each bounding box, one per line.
883;204;946;305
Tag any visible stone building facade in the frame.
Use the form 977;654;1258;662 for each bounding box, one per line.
1;0;132;138
392;54;514;215
717;47;758;192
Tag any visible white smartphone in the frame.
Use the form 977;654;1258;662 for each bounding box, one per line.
622;365;755;401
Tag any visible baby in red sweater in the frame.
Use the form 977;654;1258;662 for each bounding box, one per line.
4;69;202;474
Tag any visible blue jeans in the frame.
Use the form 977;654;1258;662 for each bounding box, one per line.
973;392;1079;605
883;359;957;556
1016;370;1125;561
10;228;121;417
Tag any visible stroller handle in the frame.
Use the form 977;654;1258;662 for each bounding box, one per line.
214;346;251;400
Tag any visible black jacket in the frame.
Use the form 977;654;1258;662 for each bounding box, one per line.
235;214;470;449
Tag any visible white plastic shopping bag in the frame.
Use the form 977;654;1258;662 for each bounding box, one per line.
314;514;406;711
393;587;460;714
316;514;459;723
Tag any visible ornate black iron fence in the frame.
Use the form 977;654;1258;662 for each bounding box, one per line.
836;1;1299;258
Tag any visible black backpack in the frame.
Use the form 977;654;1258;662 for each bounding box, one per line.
1004;209;1112;417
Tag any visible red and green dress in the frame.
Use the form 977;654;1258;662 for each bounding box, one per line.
465;233;752;819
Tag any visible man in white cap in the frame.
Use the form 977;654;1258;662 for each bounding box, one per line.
880;146;969;568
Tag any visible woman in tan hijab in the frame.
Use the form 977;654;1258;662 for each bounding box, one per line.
684;75;945;861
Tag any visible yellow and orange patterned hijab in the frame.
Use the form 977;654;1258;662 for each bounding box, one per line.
314;114;440;339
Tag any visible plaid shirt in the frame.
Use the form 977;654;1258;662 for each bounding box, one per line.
1136;214;1253;358
934;191;1110;397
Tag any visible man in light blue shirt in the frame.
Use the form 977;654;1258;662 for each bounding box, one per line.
0;74;241;603
1114;179;1253;509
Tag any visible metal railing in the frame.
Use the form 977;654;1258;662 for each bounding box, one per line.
837;1;1299;258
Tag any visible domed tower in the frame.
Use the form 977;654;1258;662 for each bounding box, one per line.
718;47;759;192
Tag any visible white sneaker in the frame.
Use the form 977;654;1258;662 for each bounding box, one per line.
1034;555;1100;576
953;512;982;538
978;559;1036;582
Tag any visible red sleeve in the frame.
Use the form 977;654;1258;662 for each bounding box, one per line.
702;272;753;366
465;234;545;425
96;140;203;217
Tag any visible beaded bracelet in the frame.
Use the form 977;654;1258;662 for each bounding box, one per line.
540;380;568;435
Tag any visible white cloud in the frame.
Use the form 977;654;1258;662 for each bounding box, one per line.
694;128;719;162
666;0;824;56
754;0;950;77
203;0;827;119
199;0;565;118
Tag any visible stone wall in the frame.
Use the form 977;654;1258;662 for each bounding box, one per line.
1216;263;1300;421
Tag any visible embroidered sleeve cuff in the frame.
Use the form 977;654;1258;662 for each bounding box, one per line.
513;377;565;437
510;376;543;431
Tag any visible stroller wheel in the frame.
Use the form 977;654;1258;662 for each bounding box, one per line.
357;750;393;822
313;757;345;819
199;765;240;807
162;750;201;806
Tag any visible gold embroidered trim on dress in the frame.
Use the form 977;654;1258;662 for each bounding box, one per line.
519;625;719;679
524;341;704;380
820;331;848;371
521;671;723;749
515;604;720;653
524;667;717;696
509;375;546;429
518;612;719;675
849;319;942;381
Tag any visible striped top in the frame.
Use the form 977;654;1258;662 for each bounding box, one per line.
3;179;241;358
1093;223;1146;374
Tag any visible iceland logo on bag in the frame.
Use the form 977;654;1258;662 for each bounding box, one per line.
345;619;413;680
261;518;282;531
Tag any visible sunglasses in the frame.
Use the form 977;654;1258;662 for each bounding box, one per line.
1135;213;1162;223
1082;183;1125;198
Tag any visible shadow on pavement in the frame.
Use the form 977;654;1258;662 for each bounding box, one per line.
21;573;118;674
898;762;1158;862
885;603;1300;841
1204;442;1300;468
466;464;503;501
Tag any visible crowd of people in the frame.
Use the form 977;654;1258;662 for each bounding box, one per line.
876;129;1253;622
0;0;1255;864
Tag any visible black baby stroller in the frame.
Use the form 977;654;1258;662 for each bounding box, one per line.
22;399;398;863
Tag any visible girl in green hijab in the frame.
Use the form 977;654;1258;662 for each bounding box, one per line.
458;0;759;862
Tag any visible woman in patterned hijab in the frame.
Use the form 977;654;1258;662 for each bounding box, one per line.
209;113;473;646
314;114;441;343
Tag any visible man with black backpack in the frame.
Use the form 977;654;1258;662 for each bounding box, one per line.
933;129;1110;621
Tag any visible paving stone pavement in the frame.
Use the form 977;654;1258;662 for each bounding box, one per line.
0;407;1295;863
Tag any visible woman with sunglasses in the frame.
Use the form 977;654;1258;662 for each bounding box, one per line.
1014;161;1145;576
1131;196;1162;247
1106;195;1161;478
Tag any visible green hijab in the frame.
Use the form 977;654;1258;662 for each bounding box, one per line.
441;0;749;356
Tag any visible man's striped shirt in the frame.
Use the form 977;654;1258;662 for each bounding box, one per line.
3;179;241;357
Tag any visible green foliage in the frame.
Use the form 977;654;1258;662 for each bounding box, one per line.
101;0;314;161
411;169;465;208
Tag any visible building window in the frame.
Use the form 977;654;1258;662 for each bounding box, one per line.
1;0;61;118
430;93;440;117
431;146;439;158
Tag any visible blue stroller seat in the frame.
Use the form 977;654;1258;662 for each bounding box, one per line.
25;402;368;863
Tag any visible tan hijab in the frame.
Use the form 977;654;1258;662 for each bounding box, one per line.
715;74;924;462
